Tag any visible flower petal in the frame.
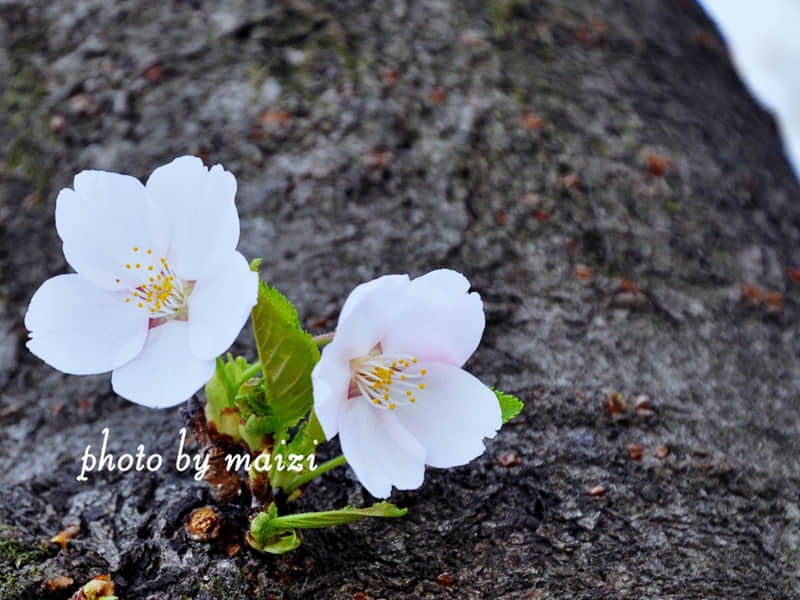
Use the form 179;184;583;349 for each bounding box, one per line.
25;274;149;375
56;170;169;290
145;156;239;281
339;397;426;498
111;320;215;408
311;344;352;440
338;274;409;324
186;251;258;360
333;274;409;359
391;362;500;468
382;269;484;367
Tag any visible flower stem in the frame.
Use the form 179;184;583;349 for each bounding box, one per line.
238;360;262;384
311;332;335;347
284;454;347;494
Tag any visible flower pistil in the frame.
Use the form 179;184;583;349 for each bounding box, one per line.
119;247;193;320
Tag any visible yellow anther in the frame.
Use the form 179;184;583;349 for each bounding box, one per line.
133;246;139;251
406;390;412;396
125;298;130;303
421;369;427;375
419;383;425;390
147;249;152;254
148;265;153;271
115;278;120;284
412;358;418;363
410;397;416;403
400;375;406;381
137;302;143;308
135;263;140;269
126;264;131;269
372;398;380;405
149;277;154;282
389;403;396;410
384;393;389;401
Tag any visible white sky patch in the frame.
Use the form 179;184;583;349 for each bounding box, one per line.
699;0;800;180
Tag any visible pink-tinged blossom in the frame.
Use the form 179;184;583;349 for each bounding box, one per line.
25;156;258;407
312;269;501;498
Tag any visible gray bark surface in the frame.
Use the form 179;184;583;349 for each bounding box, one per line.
1;0;800;598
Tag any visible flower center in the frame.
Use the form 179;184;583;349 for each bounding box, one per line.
349;348;428;411
117;246;194;320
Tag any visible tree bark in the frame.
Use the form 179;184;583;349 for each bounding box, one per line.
1;0;799;598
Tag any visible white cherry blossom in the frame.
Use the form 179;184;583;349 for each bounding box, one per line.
25;156;258;407
312;269;502;498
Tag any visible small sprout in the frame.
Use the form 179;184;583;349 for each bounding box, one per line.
559;174;581;189
459;30;486;48
520;112;544;130
186;505;223;542
655;445;670;460
586;485;606;497
252;109;292;140
225;543;242;557
45;575;74;591
604;392;627;415
50;523;80;549
352;593;368;600
69;575;116;600
764;291;783;313
258;109;292;126
787;266;800;283
143;63;163;82
576;25;592;44
740;283;762;305
496;211;509;226
634;394;654;417
68;93;98;117
574;264;594;282
194;146;209;164
496;452;522;468
22;191;41;211
436;573;455;588
619;278;638;294
532;210;550;222
693;30;716;50
626;443;644;461
644;152;672;177
50;113;67;133
519;192;541;208
382;68;399;87
365;149;395;169
429;86;446;104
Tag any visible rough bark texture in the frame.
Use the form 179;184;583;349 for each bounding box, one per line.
2;0;800;598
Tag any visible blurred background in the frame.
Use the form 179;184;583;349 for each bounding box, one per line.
1;1;800;598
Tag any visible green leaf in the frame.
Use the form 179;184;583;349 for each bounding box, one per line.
204;354;255;440
247;528;301;554
494;389;523;424
247;501;407;554
268;410;326;493
250;281;321;432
